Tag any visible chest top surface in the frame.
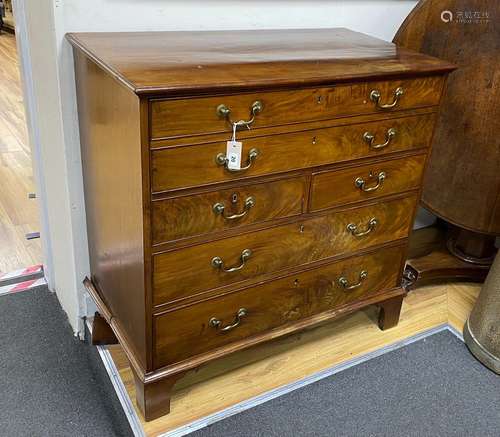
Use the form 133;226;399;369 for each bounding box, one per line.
67;28;455;96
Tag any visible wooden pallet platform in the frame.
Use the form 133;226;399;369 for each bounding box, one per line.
104;282;480;436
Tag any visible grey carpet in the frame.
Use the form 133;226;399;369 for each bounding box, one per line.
0;286;133;437
193;330;500;437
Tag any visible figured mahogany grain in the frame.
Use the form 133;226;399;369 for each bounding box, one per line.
66;28;455;96
310;153;426;211
150;108;437;149
152;176;306;244
152;113;435;192
154;244;405;367
153;195;416;306
150;77;443;139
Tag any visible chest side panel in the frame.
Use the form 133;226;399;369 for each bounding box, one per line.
74;50;149;370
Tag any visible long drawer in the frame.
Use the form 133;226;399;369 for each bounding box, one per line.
150;77;443;139
153;194;416;306
151;113;434;192
310;153;426;211
154;244;405;367
152;176;306;244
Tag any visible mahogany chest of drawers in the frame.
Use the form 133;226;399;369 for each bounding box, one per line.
68;28;454;421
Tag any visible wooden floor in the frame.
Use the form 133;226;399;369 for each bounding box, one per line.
107;282;481;436
0;32;42;274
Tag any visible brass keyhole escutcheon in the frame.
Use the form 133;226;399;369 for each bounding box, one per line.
231;193;239;204
299;224;305;233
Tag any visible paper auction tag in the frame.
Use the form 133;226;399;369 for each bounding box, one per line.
226;140;242;170
226;122;242;170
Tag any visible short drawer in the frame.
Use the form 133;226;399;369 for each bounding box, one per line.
153;194;416;305
151;113;435;192
152;176;306;244
310;154;426;211
150;76;444;139
154;244;404;367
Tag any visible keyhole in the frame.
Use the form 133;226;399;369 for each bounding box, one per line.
231;193;239;204
312;136;317;145
317;95;323;104
294;279;300;287
299;224;305;233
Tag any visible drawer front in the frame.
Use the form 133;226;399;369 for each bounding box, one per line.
310;154;426;211
153;194;416;306
154;244;404;367
150;76;443;139
152;176;306;244
152;113;435;192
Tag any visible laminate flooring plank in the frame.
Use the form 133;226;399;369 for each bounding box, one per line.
0;33;41;274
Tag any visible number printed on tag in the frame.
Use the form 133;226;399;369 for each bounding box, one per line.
226;140;243;170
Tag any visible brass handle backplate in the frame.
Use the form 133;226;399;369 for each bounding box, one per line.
216;101;263;129
347;218;378;237
212;249;252;273
213;196;255;220
363;128;397;149
338;271;368;290
210;308;248;333
355;171;386;192
216;148;259;172
370;87;404;109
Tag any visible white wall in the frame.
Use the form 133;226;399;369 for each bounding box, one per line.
13;0;86;335
20;0;419;333
60;1;417;39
